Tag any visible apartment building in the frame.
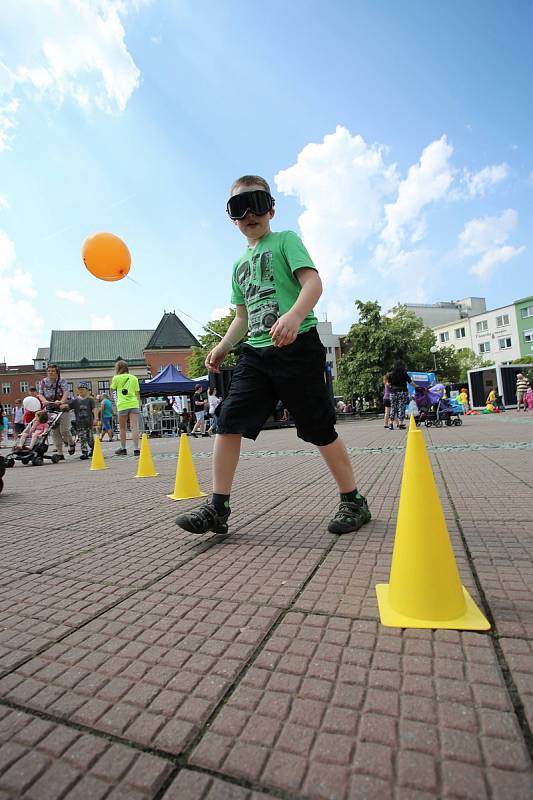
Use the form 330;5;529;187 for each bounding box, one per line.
515;295;533;358
432;302;522;365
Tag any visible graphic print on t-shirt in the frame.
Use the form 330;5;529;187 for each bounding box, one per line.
234;249;279;338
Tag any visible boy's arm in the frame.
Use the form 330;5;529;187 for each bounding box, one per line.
205;305;248;373
270;268;322;348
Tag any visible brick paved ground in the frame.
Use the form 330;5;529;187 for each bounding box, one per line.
1;414;532;799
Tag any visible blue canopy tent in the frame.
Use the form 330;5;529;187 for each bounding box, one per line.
140;365;208;397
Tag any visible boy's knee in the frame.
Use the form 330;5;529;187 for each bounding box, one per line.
298;427;338;447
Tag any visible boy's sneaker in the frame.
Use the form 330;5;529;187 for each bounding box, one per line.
80;453;89;460
115;447;127;456
68;445;76;455
328;496;371;534
133;449;140;456
176;503;231;535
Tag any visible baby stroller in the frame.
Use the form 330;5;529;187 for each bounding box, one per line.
414;385;462;428
4;408;64;468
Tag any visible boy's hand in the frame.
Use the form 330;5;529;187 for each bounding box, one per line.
205;344;229;373
270;311;302;347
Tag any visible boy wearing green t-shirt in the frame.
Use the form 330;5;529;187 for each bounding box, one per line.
176;175;370;536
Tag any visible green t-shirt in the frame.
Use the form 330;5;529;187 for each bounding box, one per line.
111;373;140;411
231;230;318;348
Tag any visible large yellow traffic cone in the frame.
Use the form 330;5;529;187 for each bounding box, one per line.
167;433;207;501
89;436;107;471
135;433;158;478
375;415;490;630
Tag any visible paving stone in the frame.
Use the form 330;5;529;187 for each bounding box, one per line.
0;575;131;674
0;591;278;754
191;614;531;799
152;544;324;607
162;767;278;798
0;707;172;798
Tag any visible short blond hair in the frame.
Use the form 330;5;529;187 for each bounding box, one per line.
230;175;271;196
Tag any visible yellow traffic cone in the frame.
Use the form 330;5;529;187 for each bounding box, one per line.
167;433;207;501
135;433;158;478
89;436;107;471
375;414;489;630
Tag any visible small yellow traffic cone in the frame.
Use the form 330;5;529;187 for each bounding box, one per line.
375;414;489;630
167;433;207;501
89;436;107;471
135;433;158;478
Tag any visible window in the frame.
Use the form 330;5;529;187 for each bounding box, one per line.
455;327;466;339
3;404;12;415
524;329;533;343
496;314;509;327
520;306;533;319
439;331;449;343
479;342;491;354
20;381;29;393
476;320;488;333
498;337;512;350
2;383;10;394
98;380;110;393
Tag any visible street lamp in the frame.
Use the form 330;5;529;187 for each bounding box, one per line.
430;345;438;372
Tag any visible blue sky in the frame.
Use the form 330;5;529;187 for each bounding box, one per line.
1;0;532;363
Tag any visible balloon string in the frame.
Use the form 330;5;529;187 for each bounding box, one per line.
125;274;141;286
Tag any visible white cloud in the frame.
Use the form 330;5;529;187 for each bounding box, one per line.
210;306;232;320
0;195;9;210
378;136;454;256
0;0;146;127
56;289;85;303
91;314;115;329
459;163;509;198
0;229;44;364
459;209;518;256
471;245;525;278
458;209;525;278
0;98;18;152
275;126;399;285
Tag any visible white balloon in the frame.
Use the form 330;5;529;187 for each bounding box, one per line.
23;396;41;412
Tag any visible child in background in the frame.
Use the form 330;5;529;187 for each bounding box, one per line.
17;411;49;450
458;387;469;414
67;383;96;459
526;385;533;411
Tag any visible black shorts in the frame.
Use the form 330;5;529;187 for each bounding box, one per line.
383;399;391;408
217;327;337;447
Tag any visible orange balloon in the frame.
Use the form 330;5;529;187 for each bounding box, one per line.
82;232;131;282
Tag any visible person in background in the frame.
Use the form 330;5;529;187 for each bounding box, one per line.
486;388;497;406
458;387;469;414
22;388;42;427
525;385;533;411
99;393;114;441
207;387;221;435
383;373;392;429
66;383;97;460
388;359;414;430
37;365;75;460
191;384;208;437
17;411;49;450
516;373;530;412
13;399;25;436
111;360;141;456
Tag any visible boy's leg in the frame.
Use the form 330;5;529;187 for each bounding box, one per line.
318;437;356;493
319;437;371;534
175;433;242;534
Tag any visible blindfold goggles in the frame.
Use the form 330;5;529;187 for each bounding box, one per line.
226;190;274;220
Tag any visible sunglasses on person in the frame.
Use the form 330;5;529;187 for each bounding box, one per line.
226;190;274;220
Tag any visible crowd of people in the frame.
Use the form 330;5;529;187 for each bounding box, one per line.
0;363;222;457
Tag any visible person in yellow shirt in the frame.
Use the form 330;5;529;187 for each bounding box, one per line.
110;360;141;456
458;388;469;413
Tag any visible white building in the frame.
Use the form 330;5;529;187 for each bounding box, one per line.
402;297;486;328
432;303;520;365
316;320;341;379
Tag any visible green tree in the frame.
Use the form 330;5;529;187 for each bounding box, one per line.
455;348;493;383
337;301;436;400
186;309;240;377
